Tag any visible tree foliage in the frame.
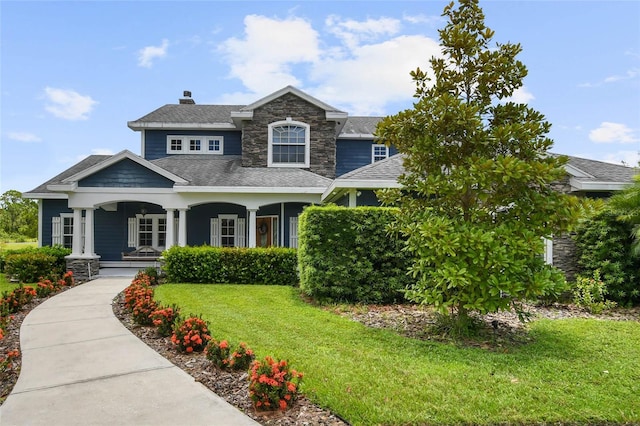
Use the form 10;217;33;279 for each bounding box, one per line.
0;190;38;239
376;0;582;323
608;174;640;257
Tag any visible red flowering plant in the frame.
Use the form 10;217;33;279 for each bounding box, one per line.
171;315;211;353
123;279;153;312
205;339;231;369
60;270;74;286
132;292;158;326
0;349;20;374
249;356;303;411
2;286;37;314
229;342;255;371
150;305;180;337
36;278;57;298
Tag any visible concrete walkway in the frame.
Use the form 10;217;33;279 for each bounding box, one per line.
0;277;259;426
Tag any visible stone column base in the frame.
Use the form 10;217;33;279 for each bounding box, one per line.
65;256;100;283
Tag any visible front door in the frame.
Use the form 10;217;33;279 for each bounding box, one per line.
256;216;278;247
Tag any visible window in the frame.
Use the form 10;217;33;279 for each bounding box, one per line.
62;214;74;249
372;144;389;162
220;216;236;247
189;139;201;151
167;135;223;155
134;214;166;249
268;120;310;167
210;215;246;247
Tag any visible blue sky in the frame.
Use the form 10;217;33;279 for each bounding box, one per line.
1;1;639;194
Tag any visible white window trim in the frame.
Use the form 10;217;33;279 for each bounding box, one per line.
372;144;389;163
217;214;239;248
135;214;167;250
60;213;74;249
267;120;310;168
166;135;224;155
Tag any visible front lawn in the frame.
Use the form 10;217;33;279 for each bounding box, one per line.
155;284;640;425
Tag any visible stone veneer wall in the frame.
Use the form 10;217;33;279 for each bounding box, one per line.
241;93;337;179
550;175;578;282
66;258;100;283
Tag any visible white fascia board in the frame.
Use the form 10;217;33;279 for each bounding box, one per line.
322;179;400;200
127;121;236;131
338;133;376;140
62;150;189;185
47;183;77;192
23;192;68;200
326;111;349;121
240;86;343;113
73;187;176;194
569;178;630;192
174;186;328;194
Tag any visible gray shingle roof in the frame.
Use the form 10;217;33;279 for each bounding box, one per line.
130;105;244;126
151;155;332;188
337;154;404;181
25;155;112;194
564;154;638;183
340;116;383;136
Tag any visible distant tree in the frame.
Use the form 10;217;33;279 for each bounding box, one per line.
376;0;582;330
0;190;38;238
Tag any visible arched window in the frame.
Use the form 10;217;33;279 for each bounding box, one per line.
268;120;310;167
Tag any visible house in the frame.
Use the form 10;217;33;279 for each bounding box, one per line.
24;86;636;280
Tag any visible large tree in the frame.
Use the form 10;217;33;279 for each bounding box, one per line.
0;189;38;239
376;0;582;328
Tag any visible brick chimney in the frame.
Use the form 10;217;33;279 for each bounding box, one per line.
179;90;195;104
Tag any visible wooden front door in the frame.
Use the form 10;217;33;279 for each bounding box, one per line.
256;216;277;247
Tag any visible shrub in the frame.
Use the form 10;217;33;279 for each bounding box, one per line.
137;267;159;286
60;270;74;286
132;292;158;326
4;252;57;283
298;206;413;304
35;278;58;298
162;246;298;285
1;286;37;314
124;277;153;311
249;356;303;411
0;349;20;375
150;305;180;337
171;315;211;353
573;270;617;314
574;210;640;305
205;339;231;369
230;342;255;371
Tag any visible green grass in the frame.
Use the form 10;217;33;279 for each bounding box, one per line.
0;273;21;294
0;241;37;251
155;284;640;425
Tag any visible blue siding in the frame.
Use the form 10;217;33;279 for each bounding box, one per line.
284;203;307;246
356;190;381;206
79;159;174;188
42;199;72;246
187;203;246;246
144;130;242;160
336;139;398;176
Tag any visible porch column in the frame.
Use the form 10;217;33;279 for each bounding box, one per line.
178;208;187;247
82;208;96;257
165;209;175;249
248;209;257;248
71;208;83;257
348;189;357;207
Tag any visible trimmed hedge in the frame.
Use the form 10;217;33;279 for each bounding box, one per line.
2;246;71;282
162;246;298;286
298;206;413;304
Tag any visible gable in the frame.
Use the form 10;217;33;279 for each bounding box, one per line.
78;158;175;188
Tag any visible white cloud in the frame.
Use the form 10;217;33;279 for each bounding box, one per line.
402;13;444;26
325;15;401;50
216;14;439;115
138;39;169;68
589;122;639;144
7;132;41;143
602;150;640;167
44;87;97;121
504;86;535;104
603;68;639;83
218;15;320;95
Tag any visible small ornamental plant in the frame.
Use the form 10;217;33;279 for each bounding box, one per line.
60;270;74;286
205;339;231;369
36;279;57;298
150;305;180;337
171;315;211;353
249;356;303;412
2;286;37;314
229;342;255;371
573;270;617;314
0;349;20;374
132;293;158;326
124;281;153;312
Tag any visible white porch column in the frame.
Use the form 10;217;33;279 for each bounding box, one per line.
82;208;96;257
348;189;357;207
165;209;175;249
71;208;83;257
248;209;257;248
178;208;187;247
